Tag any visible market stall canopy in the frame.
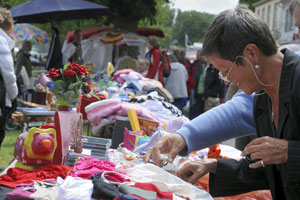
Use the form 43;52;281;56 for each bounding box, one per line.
10;0;110;24
12;23;49;45
65;27;165;43
62;27;164;74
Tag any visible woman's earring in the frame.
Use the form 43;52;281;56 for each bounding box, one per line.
255;64;259;69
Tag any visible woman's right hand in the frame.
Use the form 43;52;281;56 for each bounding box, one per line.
176;159;217;184
144;133;187;166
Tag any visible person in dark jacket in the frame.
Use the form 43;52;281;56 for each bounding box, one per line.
15;40;32;77
203;62;225;111
193;54;224;116
189;50;205;119
46;27;63;69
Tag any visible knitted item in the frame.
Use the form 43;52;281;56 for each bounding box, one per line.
0;165;72;188
207;144;228;159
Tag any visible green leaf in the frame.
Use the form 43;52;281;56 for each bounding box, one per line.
68;81;81;90
63;90;75;99
90;93;101;101
76;74;81;82
63;63;69;70
54;80;67;90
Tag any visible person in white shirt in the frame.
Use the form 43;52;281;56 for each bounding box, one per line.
164;54;188;110
0;8;18;147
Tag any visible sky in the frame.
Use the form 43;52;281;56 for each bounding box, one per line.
171;0;239;15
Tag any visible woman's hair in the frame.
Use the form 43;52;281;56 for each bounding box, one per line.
147;36;160;49
290;0;300;15
0;8;13;31
202;5;277;65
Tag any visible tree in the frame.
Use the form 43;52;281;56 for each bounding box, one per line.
90;0;169;33
172;10;215;47
139;0;175;49
0;0;24;9
239;0;261;11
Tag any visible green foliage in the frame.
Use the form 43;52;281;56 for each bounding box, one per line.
91;0;168;27
53;80;67;91
0;0;24;9
139;0;175;48
172;10;215;47
0;129;22;169
239;0;261;11
6;0;213;54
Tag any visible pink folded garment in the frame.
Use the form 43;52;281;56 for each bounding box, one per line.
87;101;165;127
72;156;126;179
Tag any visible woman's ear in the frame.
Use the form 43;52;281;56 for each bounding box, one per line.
243;44;260;63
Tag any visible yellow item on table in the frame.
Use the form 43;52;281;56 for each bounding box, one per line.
12;113;23;117
127;109;140;131
107;62;114;77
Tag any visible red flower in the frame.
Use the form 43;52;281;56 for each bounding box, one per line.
78;65;88;75
63;68;76;77
46;68;61;79
69;62;88;75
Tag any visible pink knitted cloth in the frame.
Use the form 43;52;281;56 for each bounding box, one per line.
71;156;128;184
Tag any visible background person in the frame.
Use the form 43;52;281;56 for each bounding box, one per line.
202;58;224;112
164;54;188;111
68;29;84;65
46;27;63;69
15;40;32;78
145;36;163;84
0;8;18;148
188;50;205;119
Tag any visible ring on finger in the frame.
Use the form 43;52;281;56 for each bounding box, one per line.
260;160;265;168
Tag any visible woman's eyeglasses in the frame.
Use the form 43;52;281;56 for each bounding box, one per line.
218;59;237;83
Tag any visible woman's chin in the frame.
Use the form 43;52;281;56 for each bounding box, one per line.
239;86;253;95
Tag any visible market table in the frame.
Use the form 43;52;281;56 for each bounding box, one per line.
12;108;55;132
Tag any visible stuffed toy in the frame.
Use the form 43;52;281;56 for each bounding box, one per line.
14;127;57;168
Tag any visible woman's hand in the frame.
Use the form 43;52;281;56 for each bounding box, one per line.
176;159;217;184
144;133;187;166
242;136;288;168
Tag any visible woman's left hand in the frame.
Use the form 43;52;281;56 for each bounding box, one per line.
242;136;288;168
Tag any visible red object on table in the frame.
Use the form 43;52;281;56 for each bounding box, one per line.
52;111;83;165
79;94;106;120
40;123;55;129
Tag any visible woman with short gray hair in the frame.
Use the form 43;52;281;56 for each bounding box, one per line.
176;5;300;200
